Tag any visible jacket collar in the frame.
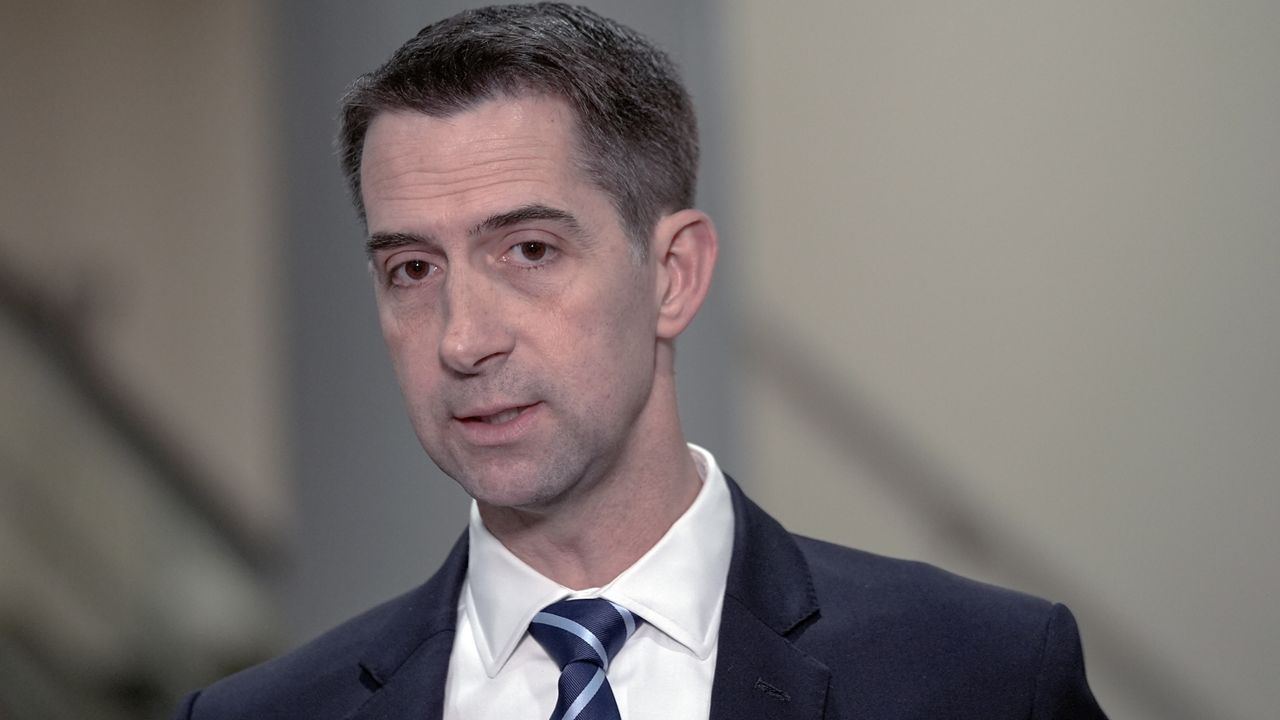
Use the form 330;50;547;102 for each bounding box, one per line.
343;475;832;720
722;476;820;635
344;532;468;720
710;476;831;720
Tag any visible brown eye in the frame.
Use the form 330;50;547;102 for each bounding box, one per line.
506;240;558;267
518;242;547;261
390;258;437;286
404;260;431;279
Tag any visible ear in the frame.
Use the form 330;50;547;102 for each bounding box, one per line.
651;208;718;340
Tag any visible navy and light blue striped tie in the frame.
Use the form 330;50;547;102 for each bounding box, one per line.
528;598;643;720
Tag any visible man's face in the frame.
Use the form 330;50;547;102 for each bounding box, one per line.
360;96;662;512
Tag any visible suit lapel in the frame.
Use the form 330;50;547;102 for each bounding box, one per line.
341;629;454;720
338;478;833;720
711;599;832;720
710;478;831;720
343;534;469;720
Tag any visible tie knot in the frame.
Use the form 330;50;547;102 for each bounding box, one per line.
529;598;642;671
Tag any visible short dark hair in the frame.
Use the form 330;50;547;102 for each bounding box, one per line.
338;3;699;253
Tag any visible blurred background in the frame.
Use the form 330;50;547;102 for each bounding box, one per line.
1;1;1277;718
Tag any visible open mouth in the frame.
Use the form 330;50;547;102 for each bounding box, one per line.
461;404;535;425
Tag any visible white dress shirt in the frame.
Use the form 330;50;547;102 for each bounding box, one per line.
442;444;735;720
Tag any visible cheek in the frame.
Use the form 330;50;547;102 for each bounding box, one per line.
564;279;656;373
379;305;440;386
378;306;410;364
604;274;659;340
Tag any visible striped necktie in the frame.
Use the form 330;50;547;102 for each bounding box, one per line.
528;598;643;720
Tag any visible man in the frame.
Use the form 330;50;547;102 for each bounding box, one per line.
174;4;1106;719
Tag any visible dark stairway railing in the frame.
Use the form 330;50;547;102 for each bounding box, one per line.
0;245;278;575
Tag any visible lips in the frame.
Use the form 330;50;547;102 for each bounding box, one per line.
452;402;542;446
457;403;536;425
491;407;528;424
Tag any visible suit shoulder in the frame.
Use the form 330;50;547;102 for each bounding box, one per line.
185;585;435;719
790;535;1105;717
180;534;468;719
797;534;1051;608
792;534;1056;655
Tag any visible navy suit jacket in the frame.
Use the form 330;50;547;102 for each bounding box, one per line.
174;478;1106;719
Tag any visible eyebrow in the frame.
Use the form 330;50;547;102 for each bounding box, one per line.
365;231;436;260
365;203;588;260
469;203;585;238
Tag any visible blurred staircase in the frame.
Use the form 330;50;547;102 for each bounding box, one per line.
0;252;279;719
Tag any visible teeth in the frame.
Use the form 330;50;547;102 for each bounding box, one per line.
482;408;521;424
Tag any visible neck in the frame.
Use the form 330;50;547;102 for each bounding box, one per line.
477;377;701;590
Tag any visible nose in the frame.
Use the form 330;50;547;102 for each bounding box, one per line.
438;271;511;374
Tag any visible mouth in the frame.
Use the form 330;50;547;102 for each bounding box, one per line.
452;402;543;446
458;403;537;426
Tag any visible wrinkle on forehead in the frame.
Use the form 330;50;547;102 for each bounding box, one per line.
367;159;561;207
364;143;564;199
360;99;590;224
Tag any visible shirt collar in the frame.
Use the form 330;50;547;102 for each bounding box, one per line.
464;444;735;677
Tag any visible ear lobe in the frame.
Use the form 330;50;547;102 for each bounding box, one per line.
653;209;718;340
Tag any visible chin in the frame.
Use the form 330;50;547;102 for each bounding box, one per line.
466;482;573;515
444;456;577;511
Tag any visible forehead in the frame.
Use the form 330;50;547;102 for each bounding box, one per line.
360;96;597;234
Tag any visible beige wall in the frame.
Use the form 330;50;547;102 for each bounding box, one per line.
0;1;284;712
0;0;287;542
725;3;1280;719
